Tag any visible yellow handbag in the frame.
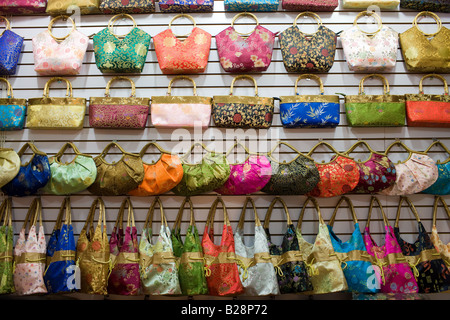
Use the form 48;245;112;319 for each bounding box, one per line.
46;0;101;15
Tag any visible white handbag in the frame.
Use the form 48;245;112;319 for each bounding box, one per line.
342;0;399;9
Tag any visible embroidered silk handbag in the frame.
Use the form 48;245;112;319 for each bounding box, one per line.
153;14;211;75
13;197;47;296
108;198;140;296
264;197;313;293
306;141;360;198
340;11;398;72
364;196;419;294
394;196;450;293
128;142;184;196
44;197;78;294
158;0;213;12
2;142;50;197
342;0;399;8
0;198;14;294
140;197;181;295
327;196;377;293
44;142;97;195
202;197;244;296
345;74;406;127
89;76;150;129
27;77;86;130
0;17;24;75
76;197;110;295
422;141;450;195
93;14;151;74
400;0;449;12
279;74;340;128
213;75;274;129
87;142;144;196
0;0;47;15
100;0;156;13
281;0;337;10
0;78;27;131
224;0;279;11
171;197;209;295
431;196;450;286
235;197;279;296
171;143;231;196
343;140;397;194
215;141;272;195
400;11;450;73
261;141;320;195
380;140;439;196
151;76;212;129
279;12;337;73
216;13;276;73
46;0;100;14
405;74;450;127
0;148;20;189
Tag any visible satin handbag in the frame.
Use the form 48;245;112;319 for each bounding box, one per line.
2;142;51;197
279;74;340;128
0;78;27;131
343;0;399;8
93;14;151;74
0;148;20;189
27;77;86;130
224;0;279;11
89;76;150;129
88;142;144;196
46;0;100;15
282;0;337;10
345;74;406;127
422;141;450;195
0;198;14;294
213;75;274;129
279;12;337;73
151;76;212;129
159;0;213;12
400;0;449;12
100;0;156;13
431;196;450;285
0;0;47;15
0;17;23;75
405;74;450;127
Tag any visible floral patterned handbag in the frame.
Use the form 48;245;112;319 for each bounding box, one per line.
0;148;20;189
279;12;337;73
343;0;399;9
151;76;212;129
93;14;151;74
46;0;100;14
100;0;156;13
216;13;277;73
422;141;450;195
224;0;279;11
345;74;406;127
281;0;337;10
279;74;340;128
431;196;450;291
213;75;274;129
0;198;14;294
0;78;27;131
405;74;450;128
400;0;449;14
159;0;213;12
89;76;150;129
26;77;86;130
0;17;24;75
0;0;47;15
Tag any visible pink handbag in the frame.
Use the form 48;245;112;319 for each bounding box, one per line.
89;76;150;129
0;0;47;15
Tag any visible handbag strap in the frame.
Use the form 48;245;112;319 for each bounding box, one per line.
413;11;442;37
0;77;13;98
424;140;450;165
108;13;137;39
0;16;10;33
173;197;196;231
293;12;322;36
419;74;448;95
167;76;197;96
359;74;389;95
366;196;390;228
55;141;90;159
180;142;214;162
394;196;421;228
384;140;426;158
230;75;258;97
267;141;314;164
115;197;135;229
297;196;325;231
433;196;450;228
306;140;343;158
295;74;324;95
206;197;230;228
169;13;196;37
105;76;136;98
0;197;12;228
43;77;73;98
139;142;171;158
22;197;43;233
99;141;133;159
238;197;261;230
48;15;76;41
54;197;72;233
329;196;358;226
144;197;168;229
17;142;47;158
231;12;259;36
353;10;383;35
264;196;292;229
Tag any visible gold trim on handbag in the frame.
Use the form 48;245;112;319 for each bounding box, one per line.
90;76;150;105
151;76;211;105
345;74;404;103
213;75;273;105
280;74;340;104
231;12;259;36
169;14;196;38
48;15;76;41
0;77;26;106
108;14;137;39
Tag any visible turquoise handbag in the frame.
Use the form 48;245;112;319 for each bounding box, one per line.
0;78;26;131
224;0;279;11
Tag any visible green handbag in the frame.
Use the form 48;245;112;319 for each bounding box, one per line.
345;74;406;127
0;197;14;294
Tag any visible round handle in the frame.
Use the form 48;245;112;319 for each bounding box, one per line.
105;76;136;97
353;10;383;35
167;76;197;96
0;16;11;32
359;74;390;95
419;74;448;95
229;75;258;97
0;77;13;98
43;77;73;98
413;11;442;37
48;15;76;41
169;14;196;37
293;12;322;36
295;74;324;95
108;13;137;38
231;12;259;36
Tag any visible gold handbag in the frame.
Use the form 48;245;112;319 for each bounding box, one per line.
46;0;101;15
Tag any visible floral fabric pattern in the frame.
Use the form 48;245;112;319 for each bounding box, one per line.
405;99;450;127
0;29;23;75
46;0;101;15
0;0;47;15
151;100;212;128
280;101;340;128
224;0;279;11
212;101;274;129
99;0;156;13
89;103;149;129
159;0;214;12
422;162;450;195
0;103;26;131
352;153;397;194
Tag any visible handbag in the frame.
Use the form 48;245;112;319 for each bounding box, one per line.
44;142;97;195
159;0;213;12
422;140;450;195
0;198;14;294
400;11;450;73
44;197;79;294
431;196;450;291
87;142;144;196
153;14;211;75
128;142;184;196
306;141;360;198
345;74;406;127
108;197;140;296
380;140;439;196
46;0;100;14
343;140;397;194
171;197;209;295
100;0;155;13
216;13;277;73
282;0;337;10
139;197;181;295
363;196;419;294
224;0;279;11
0;16;24;75
33;15;88;76
27;77;86;130
340;11;398;72
400;0;449;12
394;196;450;293
235;197;279;296
202;197;244;296
151;76;212;129
342;0;399;8
261;141;320;195
93;14;151;74
13;197;47;295
327;196;377;293
279;12;337;73
0;147;20;189
405;74;450;127
0;78;27;131
2;142;51;197
171;143;231;196
213;75;274;129
89;76;150;129
263;197;313;294
76;197;111;295
279;74;340;128
0;0;47;15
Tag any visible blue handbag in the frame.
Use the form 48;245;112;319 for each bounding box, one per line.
159;0;213;12
0;78;26;131
224;0;279;11
422;140;450;195
279;74;340;128
0;17;24;75
1;142;51;197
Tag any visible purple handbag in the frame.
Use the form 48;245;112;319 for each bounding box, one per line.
0;17;24;76
0;0;47;15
